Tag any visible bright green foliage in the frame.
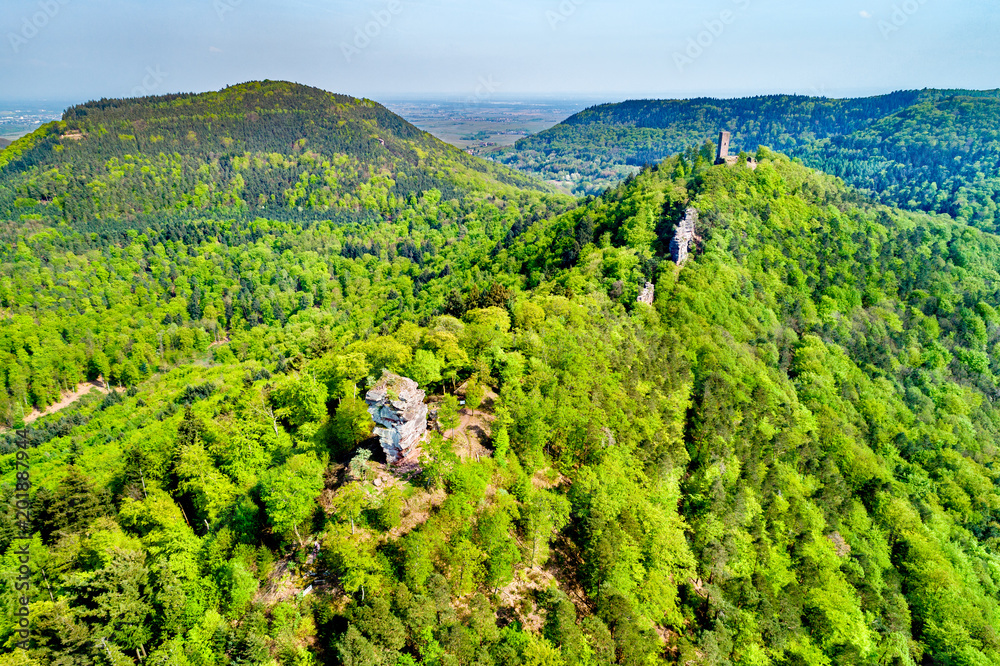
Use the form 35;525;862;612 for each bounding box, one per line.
175;441;237;525
438;394;460;439
376;486;403;532
349;449;372;481
465;375;485;416
522;489;570;568
220;559;259;619
313;352;369;399
329;482;368;535
462;307;512;357
272;373;328;429
4;84;1000;666
330;394;374;453
477;492;520;592
499;90;1000;232
324;523;385;601
0;82;570;424
407;349;443;389
260;453;325;544
490;403;513;466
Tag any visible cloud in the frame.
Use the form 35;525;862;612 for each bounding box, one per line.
859;10;873;18
210;46;223;53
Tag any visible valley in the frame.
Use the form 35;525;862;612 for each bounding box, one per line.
381;97;595;152
0;103;66;143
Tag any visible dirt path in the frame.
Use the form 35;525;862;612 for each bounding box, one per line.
450;385;498;460
448;407;492;460
8;380;109;430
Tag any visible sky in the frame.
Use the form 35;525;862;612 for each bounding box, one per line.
0;0;997;107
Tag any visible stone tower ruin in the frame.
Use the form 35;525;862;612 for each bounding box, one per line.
715;131;731;165
715;130;758;169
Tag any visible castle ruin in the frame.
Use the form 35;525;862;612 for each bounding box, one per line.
715;131;758;170
670;207;698;265
715;131;732;165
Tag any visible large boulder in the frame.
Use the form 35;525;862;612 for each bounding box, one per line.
365;371;428;464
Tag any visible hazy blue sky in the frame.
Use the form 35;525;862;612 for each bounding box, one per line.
0;0;996;105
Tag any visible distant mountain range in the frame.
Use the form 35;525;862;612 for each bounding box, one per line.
0;138;10;149
496;89;1000;232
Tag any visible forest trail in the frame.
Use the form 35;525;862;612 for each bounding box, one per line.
7;380;109;430
453;406;493;460
448;384;498;461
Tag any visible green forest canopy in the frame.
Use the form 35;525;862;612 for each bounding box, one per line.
0;83;999;666
0;80;550;226
496;89;1000;234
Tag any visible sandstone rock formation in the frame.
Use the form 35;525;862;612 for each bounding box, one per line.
637;282;655;305
365;371;428;464
670;207;698;265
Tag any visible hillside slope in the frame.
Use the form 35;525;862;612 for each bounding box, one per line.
2;148;999;664
0;81;550;225
0;81;570;422
493;152;1000;663
497;89;1000;231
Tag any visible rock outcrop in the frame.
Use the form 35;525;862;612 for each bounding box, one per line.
637;282;655;305
365;371;428;464
670;207;698;265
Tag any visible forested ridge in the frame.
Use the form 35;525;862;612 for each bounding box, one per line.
0;81;568;424
497;89;1000;233
1;84;1000;666
0;80;547;225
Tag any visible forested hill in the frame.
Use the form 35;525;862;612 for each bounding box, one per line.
0;81;549;225
3;145;1000;664
496;89;1000;231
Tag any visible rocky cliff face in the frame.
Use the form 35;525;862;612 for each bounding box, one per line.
365;372;428;464
637;282;655;305
670;207;698;265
